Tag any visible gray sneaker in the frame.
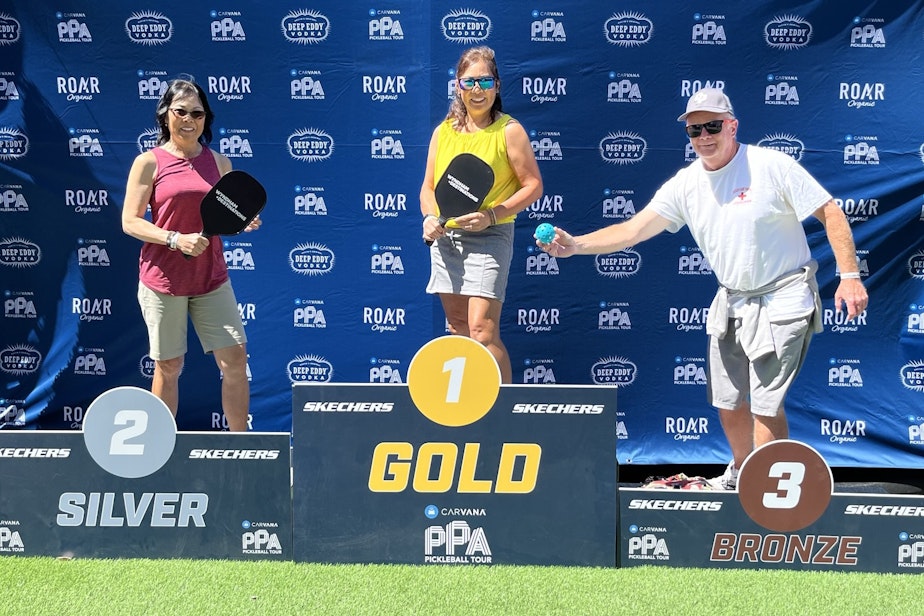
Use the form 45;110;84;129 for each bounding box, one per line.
707;461;738;490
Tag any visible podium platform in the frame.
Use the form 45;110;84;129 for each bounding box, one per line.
0;388;292;560
618;441;924;574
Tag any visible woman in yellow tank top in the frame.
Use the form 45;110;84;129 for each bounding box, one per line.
420;46;543;383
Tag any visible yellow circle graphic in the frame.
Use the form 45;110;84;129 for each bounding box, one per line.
407;335;501;427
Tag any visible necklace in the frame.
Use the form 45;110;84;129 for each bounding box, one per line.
166;144;200;169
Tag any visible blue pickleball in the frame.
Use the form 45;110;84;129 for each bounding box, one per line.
534;222;555;244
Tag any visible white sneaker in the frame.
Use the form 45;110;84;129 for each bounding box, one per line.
707;461;738;490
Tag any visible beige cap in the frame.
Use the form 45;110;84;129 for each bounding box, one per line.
677;88;735;121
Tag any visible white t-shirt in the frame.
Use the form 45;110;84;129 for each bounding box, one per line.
648;144;831;319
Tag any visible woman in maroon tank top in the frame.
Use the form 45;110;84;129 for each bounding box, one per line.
121;77;261;431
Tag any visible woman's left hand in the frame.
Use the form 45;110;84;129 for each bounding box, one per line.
244;215;261;232
455;211;493;232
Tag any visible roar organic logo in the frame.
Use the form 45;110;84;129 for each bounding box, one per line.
441;9;491;44
281;10;330;44
125;11;173;45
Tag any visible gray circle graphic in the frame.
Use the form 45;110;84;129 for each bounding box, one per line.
82;386;177;479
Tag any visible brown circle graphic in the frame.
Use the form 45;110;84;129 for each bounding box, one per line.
737;439;833;532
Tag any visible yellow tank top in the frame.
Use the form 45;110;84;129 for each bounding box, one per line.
435;114;520;227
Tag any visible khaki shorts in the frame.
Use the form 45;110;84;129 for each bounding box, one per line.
707;315;814;417
138;280;247;360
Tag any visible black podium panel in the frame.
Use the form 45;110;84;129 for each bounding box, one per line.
292;383;617;565
0;431;292;560
619;440;924;574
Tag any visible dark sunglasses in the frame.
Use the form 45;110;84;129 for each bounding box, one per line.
685;119;726;138
457;76;496;91
170;107;206;120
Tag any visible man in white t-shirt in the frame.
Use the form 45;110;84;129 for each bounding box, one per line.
537;88;868;490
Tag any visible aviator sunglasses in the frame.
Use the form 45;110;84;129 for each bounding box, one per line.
685;119;727;138
170;107;206;120
457;76;496;91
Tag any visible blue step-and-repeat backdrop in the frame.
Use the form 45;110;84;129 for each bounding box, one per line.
2;1;923;468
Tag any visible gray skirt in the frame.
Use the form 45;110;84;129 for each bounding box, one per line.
426;223;514;302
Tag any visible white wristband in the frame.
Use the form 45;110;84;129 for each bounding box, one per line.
839;271;861;279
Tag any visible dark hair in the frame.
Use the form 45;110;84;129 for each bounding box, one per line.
154;77;214;145
446;46;503;127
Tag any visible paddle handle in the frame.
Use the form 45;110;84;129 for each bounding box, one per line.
182;231;208;260
424;216;448;247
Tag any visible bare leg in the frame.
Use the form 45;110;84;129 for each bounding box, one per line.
754;406;788;447
152;356;184;416
466;296;510;384
719;402;789;469
213;344;250;431
439;293;511;384
440;294;470;337
717;401;754;469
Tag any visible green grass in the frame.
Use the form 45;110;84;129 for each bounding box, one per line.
4;557;922;615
